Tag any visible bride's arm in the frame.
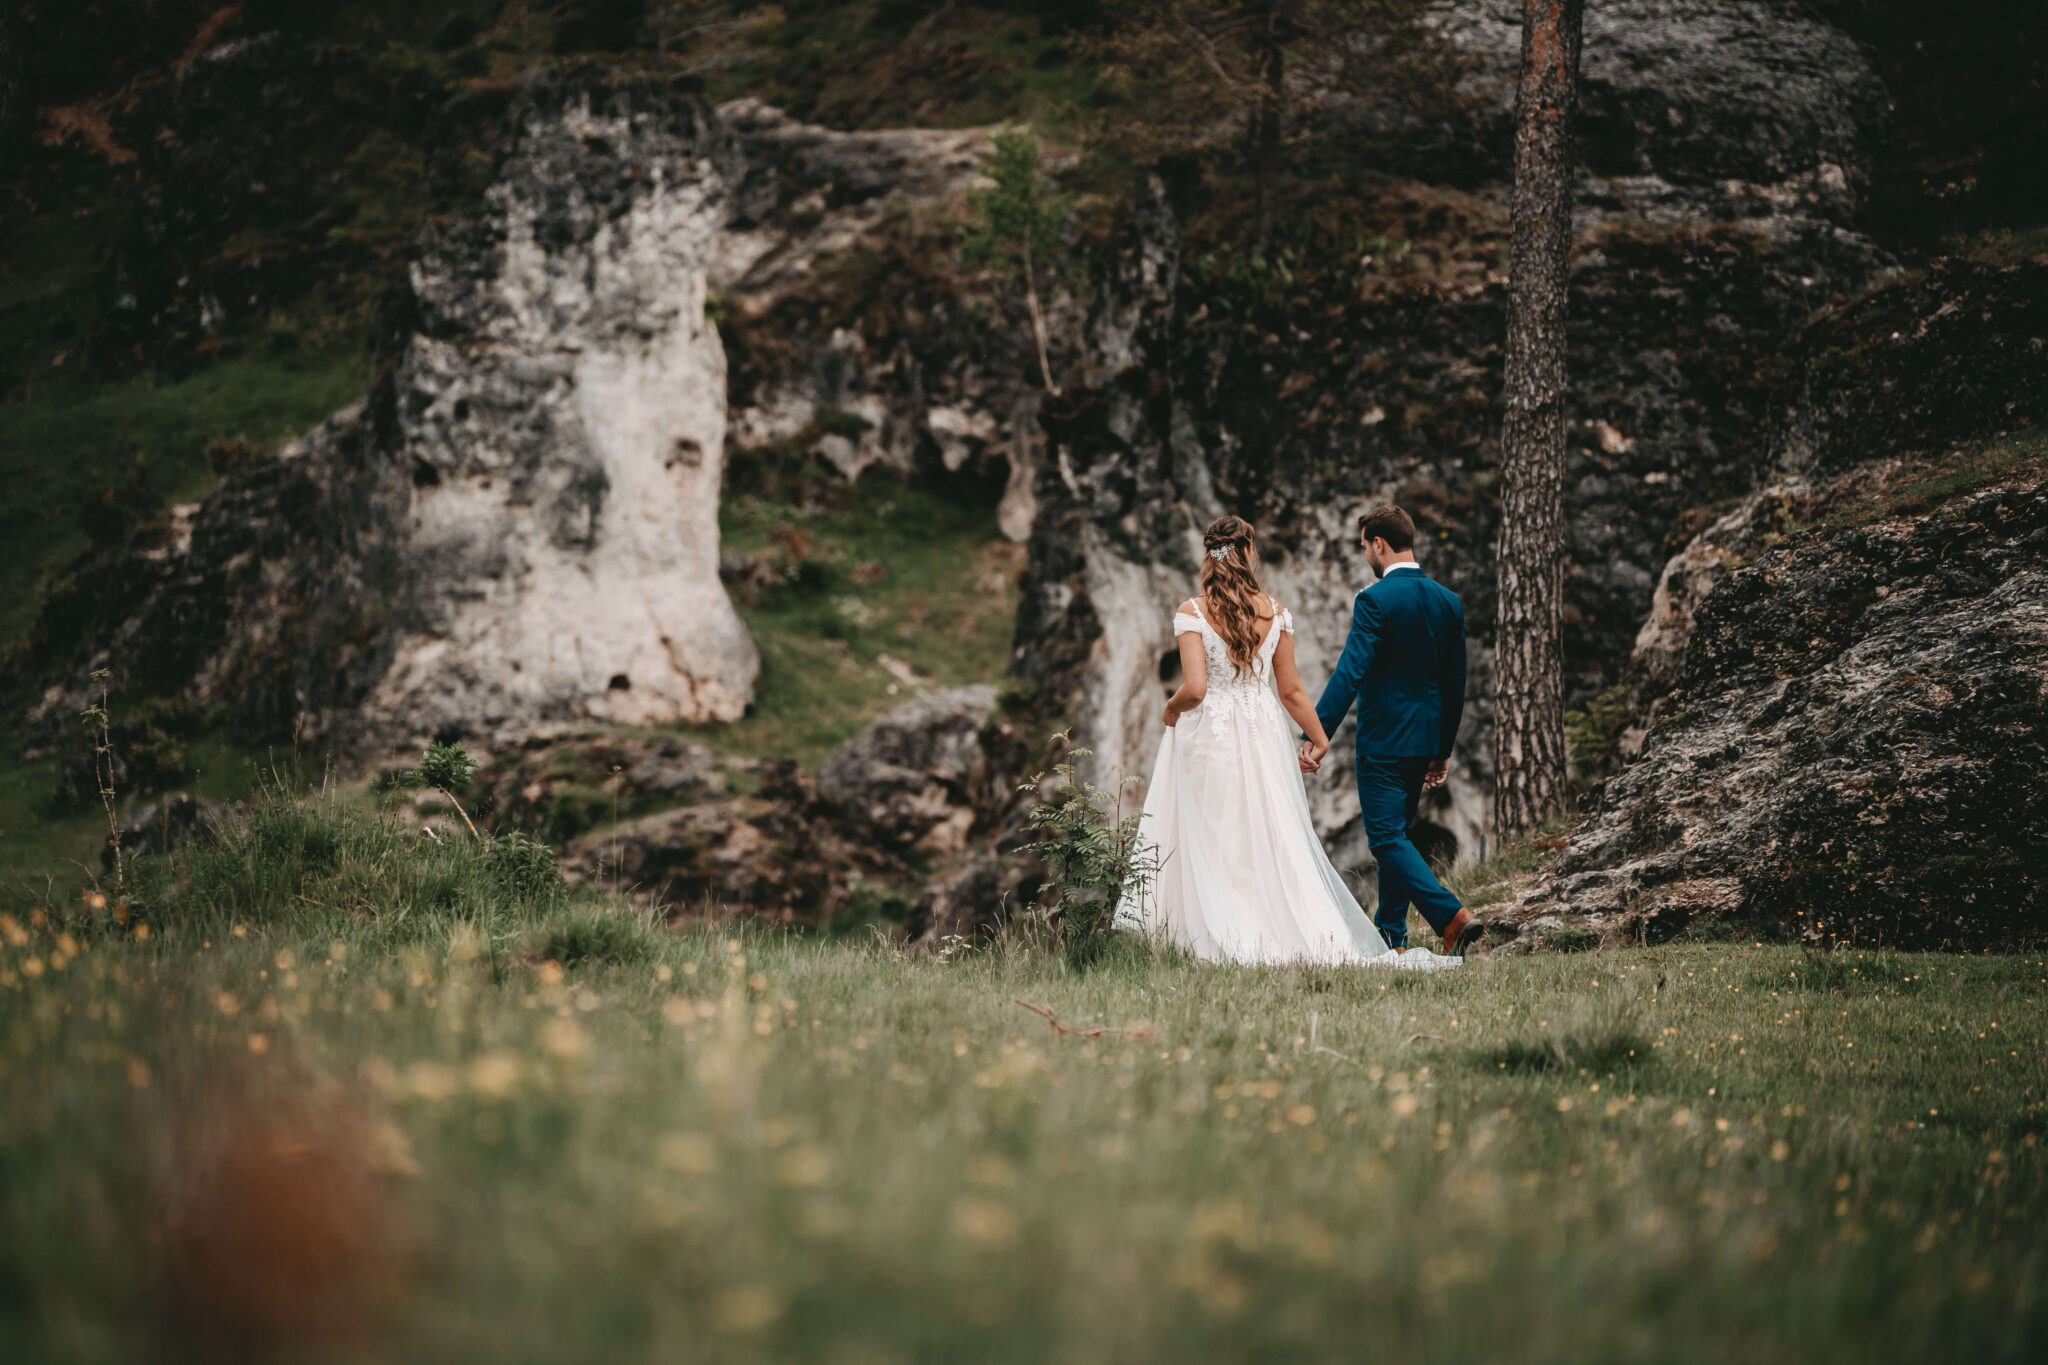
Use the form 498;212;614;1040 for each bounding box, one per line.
1272;632;1331;764
1161;618;1207;727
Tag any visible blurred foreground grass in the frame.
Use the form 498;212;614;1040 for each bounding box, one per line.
2;792;2044;1363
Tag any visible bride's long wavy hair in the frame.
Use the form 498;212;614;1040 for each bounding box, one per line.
1199;516;1267;677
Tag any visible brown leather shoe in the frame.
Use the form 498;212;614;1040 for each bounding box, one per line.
1441;908;1485;957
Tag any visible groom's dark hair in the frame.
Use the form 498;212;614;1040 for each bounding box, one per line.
1358;505;1416;550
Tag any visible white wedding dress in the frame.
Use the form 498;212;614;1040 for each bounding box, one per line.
1120;599;1460;970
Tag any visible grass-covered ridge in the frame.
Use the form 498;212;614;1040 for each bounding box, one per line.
2;795;2044;1361
0;351;369;653
700;473;1023;767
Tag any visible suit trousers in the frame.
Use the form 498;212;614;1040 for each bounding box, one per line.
1354;756;1463;948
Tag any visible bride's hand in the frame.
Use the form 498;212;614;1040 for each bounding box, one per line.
1162;703;1180;728
1298;740;1327;774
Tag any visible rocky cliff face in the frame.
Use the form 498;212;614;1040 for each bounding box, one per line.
1501;262;2048;951
33;73;760;755
1009;0;1896;895
1428;0;1891;225
31;7;1992;947
27;65;1048;767
710;99;1053;538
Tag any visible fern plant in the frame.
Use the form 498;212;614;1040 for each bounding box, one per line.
1017;743;1158;964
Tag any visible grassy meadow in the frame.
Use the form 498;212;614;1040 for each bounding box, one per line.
3;792;2044;1363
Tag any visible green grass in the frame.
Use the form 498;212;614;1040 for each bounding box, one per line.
1442;817;1576;910
727;2;1105;136
1944;225;2048;267
1816;425;2048;533
2;796;2045;1362
0;736;279;896
694;482;1021;766
0;351;368;651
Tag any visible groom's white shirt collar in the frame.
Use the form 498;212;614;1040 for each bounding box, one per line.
1378;562;1423;576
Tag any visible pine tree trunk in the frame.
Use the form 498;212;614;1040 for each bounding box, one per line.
1494;0;1584;840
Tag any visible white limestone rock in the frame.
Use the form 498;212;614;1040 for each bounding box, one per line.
378;86;757;740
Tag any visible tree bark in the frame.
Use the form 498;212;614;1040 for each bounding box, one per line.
1493;0;1584;840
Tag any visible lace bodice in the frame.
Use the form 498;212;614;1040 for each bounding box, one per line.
1174;597;1293;738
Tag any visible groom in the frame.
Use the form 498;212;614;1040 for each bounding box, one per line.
1303;505;1483;956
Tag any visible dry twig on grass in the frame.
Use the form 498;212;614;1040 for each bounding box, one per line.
1013;999;1157;1042
1308;1011;1358;1063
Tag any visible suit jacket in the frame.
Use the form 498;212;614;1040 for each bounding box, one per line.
1313;566;1467;760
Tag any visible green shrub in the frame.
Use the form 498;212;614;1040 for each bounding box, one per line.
1546;927;1598;954
415;740;478;794
484;832;567;902
1675;917;1737;944
830;885;910;936
535;911;655;968
1563;684;1632;786
815;408;872;438
138;780;577;944
539;787;603;844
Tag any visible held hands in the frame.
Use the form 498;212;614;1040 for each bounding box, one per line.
1297;740;1328;775
1423;758;1449;790
1162;703;1181;728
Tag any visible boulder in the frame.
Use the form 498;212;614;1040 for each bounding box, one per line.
818;686;999;853
1500;264;2048;952
1626;475;1817;713
1505;469;2047;952
907;852;1041;948
557;761;899;922
1628;261;2048;715
377;77;759;737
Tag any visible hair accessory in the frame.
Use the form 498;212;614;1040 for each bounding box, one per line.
1209;546;1231;562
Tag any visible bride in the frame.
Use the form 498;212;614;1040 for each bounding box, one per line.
1121;516;1459;969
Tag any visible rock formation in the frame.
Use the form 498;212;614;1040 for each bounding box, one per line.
29;64;1049;766
1424;0;1892;227
1008;0;1897;903
1499;262;2048;951
388;77;759;736
32;8;2005;951
33;70;762;756
711;100;1059;539
513;685;1016;926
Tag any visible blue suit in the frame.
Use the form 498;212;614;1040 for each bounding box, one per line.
1312;564;1467;948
